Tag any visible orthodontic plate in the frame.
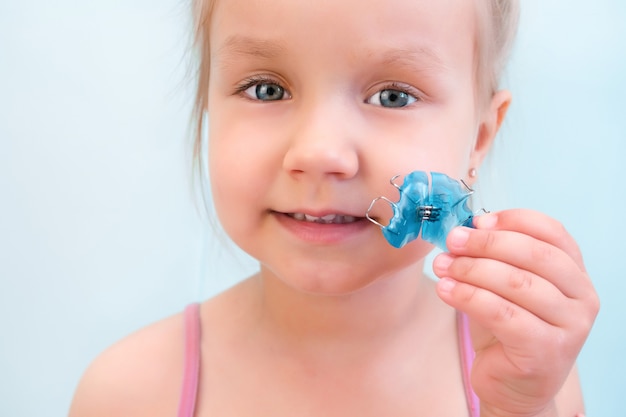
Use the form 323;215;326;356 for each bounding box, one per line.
366;171;475;250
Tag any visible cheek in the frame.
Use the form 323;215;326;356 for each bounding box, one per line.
208;114;270;185
364;104;477;179
207;119;279;235
208;123;254;233
368;132;475;183
413;123;477;177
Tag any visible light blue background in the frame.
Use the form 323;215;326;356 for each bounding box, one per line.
1;1;624;416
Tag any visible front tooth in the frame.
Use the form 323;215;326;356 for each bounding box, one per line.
304;214;319;222
296;213;347;223
321;214;337;223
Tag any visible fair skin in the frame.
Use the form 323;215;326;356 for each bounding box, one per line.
69;0;599;416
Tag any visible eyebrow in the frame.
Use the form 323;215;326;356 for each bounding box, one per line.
216;35;288;61
375;47;448;72
215;35;448;74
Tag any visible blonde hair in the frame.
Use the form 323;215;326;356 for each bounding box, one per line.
477;0;520;105
190;0;520;169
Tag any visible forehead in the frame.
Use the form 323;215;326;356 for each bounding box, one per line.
209;0;478;70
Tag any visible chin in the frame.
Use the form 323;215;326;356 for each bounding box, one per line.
260;253;425;298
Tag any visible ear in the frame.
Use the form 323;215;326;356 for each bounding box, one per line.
469;89;512;173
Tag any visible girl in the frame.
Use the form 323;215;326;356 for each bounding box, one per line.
69;0;599;416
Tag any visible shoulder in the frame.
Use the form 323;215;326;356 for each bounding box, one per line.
68;310;187;417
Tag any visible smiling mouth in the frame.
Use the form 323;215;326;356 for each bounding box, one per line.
286;213;361;224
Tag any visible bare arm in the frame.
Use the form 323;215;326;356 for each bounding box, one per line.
555;366;586;417
68;314;184;417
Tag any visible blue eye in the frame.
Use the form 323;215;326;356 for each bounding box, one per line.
368;88;417;108
242;81;290;101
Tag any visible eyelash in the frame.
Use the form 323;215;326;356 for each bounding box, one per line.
233;77;421;105
369;82;421;105
233;75;285;97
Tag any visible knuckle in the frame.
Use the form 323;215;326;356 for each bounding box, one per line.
451;257;478;279
508;268;533;291
530;240;555;263
478;230;497;253
592;294;601;316
551;218;568;239
586;291;601;318
570;316;594;347
567;297;599;343
493;300;516;323
457;282;479;304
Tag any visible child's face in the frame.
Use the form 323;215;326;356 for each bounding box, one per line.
206;0;501;294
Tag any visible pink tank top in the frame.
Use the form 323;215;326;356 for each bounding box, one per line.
177;303;479;417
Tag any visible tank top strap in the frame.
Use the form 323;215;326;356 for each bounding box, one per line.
177;303;202;417
457;310;480;417
175;304;478;416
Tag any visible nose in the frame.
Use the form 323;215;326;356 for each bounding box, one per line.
282;100;360;181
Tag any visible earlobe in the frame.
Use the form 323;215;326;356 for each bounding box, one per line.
469;89;512;171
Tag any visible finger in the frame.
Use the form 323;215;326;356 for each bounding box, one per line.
446;226;589;300
474;210;586;273
436;277;558;354
437;276;594;372
433;253;574;327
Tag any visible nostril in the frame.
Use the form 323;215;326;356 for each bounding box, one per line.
282;144;359;179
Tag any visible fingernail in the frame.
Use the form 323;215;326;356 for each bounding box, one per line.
433;254;453;271
448;227;470;249
476;213;498;229
438;278;457;293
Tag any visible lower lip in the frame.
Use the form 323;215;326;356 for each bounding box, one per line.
273;212;371;245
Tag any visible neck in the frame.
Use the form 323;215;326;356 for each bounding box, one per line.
250;261;442;347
